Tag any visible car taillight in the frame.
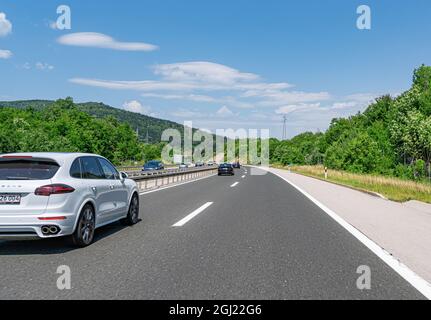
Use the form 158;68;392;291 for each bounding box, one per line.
35;184;75;196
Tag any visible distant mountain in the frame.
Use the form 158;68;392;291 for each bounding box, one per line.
0;100;185;144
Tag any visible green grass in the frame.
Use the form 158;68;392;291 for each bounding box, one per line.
273;164;431;204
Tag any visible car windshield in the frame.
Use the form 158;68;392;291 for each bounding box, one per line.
0;159;60;180
145;161;160;167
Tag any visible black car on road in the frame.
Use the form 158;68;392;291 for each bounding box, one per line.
218;163;234;176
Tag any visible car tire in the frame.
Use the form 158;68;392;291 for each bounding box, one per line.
71;203;96;247
121;193;140;226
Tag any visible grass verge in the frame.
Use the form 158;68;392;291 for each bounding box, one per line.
272;164;431;204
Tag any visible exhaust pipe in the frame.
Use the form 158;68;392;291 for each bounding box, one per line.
41;226;50;235
49;226;59;234
41;225;61;236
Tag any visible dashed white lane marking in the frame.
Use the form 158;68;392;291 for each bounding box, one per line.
172;202;214;227
230;182;239;188
241;175;246;179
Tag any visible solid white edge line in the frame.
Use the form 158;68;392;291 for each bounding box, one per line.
139;173;217;196
259;166;431;300
230;182;239;188
172;202;214;227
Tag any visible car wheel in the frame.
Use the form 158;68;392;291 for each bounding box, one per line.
71;204;96;247
122;193;140;226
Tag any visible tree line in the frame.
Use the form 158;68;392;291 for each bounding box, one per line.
270;65;431;181
0;98;165;165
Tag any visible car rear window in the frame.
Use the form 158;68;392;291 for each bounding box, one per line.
220;163;232;168
0;159;60;180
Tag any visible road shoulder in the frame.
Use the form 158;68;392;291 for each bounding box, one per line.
266;167;431;290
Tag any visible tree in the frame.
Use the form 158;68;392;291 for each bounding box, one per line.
270;65;431;182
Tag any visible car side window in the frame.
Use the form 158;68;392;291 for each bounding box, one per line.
97;158;119;180
81;157;105;179
70;158;82;179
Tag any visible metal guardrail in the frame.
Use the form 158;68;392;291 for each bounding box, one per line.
117;165;177;172
120;165;219;192
120;165;218;179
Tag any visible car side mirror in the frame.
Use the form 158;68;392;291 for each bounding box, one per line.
120;172;128;181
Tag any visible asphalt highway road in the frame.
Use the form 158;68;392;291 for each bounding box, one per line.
0;167;425;299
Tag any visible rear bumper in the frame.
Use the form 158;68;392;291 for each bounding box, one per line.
218;171;234;175
0;213;76;240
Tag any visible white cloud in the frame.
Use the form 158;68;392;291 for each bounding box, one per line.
21;62;31;69
70;79;291;93
0;13;12;37
141;93;255;109
154;61;259;84
70;61;333;114
0;49;12;59
275;103;321;115
18;62;54;70
35;62;54;70
48;20;58;30
58;32;158;51
70;78;201;91
326;93;382;112
70;61;293;93
329;101;358;110
142;93;217;102
123;100;151;115
216;106;234;117
171;108;204;118
170;106;237;119
248;90;331;106
345;93;377;103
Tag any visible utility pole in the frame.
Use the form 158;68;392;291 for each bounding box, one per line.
145;127;150;144
282;115;287;141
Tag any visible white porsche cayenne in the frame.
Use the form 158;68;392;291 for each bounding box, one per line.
0;153;140;247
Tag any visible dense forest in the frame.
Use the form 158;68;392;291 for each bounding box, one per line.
0;98;164;165
271;65;431;181
0;99;184;144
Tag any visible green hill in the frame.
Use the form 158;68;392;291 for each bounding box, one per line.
0;99;184;144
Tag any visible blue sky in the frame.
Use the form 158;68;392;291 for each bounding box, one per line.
1;0;431;138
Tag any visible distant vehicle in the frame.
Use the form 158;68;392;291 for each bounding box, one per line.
218;163;234;176
195;161;205;167
0;153;140;247
179;163;188;169
232;161;241;169
173;154;183;165
207;160;216;166
143;160;164;171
